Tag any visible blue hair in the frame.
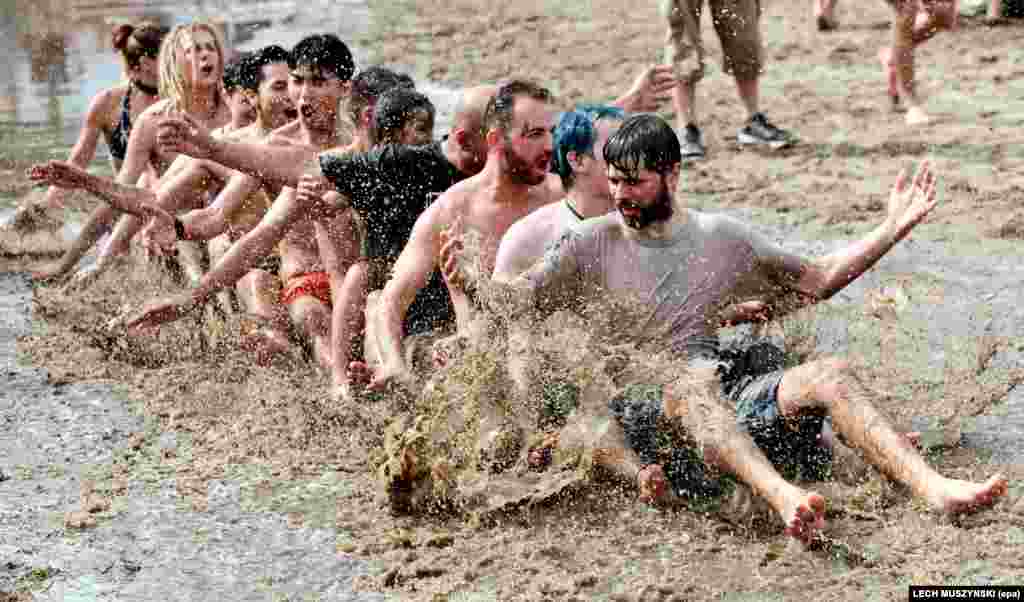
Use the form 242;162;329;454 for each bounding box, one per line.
551;104;625;190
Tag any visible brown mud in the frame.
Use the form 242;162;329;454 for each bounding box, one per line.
7;0;1024;600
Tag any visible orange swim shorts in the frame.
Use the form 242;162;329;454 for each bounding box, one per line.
280;271;332;307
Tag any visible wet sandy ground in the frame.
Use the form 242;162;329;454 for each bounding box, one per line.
5;0;1024;600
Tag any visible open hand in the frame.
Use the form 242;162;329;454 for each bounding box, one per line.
26;161;90;190
887;160;938;241
123;293;196;334
619;65;677;113
156;112;215;159
140;207;178;257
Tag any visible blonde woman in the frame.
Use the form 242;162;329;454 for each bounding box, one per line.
8;22;164;233
35;21;232;282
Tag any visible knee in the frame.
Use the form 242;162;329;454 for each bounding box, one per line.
808;355;854;400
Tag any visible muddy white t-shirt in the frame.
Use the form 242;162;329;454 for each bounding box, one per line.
525;210;807;360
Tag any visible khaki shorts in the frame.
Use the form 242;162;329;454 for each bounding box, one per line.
662;0;763;83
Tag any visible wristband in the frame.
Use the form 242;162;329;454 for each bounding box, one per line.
173;217;187;241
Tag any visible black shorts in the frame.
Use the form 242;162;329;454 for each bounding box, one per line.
608;342;832;501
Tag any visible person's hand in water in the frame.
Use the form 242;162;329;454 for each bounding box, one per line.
123;292;197;334
886;160;938;241
156;112;216;160
26;161;90;190
619;65;677;113
140;207;178;257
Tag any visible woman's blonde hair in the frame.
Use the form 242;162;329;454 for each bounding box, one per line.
157;21;225;112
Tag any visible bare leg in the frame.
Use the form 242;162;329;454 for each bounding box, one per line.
236;269;293;366
330;261;369;400
208;234;236;315
735;77;760;119
814;0;840;29
97;161;222;268
31;203;115;281
287;296;333;372
664;365;826;544
884;0;957;124
671;80;698;132
777;357;1008;515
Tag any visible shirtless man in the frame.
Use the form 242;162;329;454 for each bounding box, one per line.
479;114;1008;543
33;22;233;282
815;0;957;125
360;79;561;393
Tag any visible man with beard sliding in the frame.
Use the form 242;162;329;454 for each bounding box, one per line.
477;114;1008;544
360;79;559;393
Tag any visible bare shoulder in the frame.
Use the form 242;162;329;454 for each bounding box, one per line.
266;122;303;146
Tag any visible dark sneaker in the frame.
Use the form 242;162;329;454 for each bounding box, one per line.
737;113;795;149
680;123;706;159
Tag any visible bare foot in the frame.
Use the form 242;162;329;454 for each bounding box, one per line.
814;0;839;30
527;431;560;471
347;361;373;386
929;474;1009;516
240;327;294;367
637;464;671;505
779;489;827;545
905;106;933;126
31;261;71;283
902;431;921;450
878;47;900;109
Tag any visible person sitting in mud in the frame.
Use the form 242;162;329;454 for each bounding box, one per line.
110;34;365;370
31;45;304;363
32;21;234;284
136;66;681;389
358;79;562;395
815;0;957;125
6;22;165;235
469;114;1008;544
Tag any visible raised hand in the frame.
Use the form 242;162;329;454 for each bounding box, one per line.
26;161;90;190
620;65;677;113
887;160;938;241
156;112;215;159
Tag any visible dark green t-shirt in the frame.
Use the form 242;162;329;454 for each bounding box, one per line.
318;140;464;336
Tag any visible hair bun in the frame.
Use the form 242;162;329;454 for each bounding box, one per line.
111;24;134;50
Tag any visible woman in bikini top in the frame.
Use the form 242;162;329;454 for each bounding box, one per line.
13;22;164;228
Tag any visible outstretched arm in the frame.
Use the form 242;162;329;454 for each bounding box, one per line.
155;113;316;188
125;186;310;331
793;161;938;300
372;206;445;389
28;161;161;220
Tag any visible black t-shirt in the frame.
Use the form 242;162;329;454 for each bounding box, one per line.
319;140;465;336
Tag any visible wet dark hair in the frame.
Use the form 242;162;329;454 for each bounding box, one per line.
222;51;252;93
349;66;415;125
371;88;435;145
551;104;625;190
481;79;553;135
289;34;355;82
111;22;166;69
603;114;681;176
251;45;291;86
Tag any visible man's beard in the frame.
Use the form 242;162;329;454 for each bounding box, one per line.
619;178;674;230
503;141;546;186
